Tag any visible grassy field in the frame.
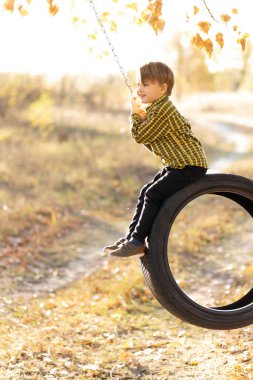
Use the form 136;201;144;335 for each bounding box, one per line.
0;97;252;379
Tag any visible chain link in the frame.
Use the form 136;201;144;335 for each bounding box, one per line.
88;0;134;97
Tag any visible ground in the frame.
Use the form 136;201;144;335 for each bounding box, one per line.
0;92;252;379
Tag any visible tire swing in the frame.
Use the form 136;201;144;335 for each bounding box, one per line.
88;1;253;330
141;173;253;330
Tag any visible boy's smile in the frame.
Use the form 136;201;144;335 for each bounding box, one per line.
136;78;168;104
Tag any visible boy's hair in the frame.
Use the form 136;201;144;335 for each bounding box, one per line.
139;61;174;96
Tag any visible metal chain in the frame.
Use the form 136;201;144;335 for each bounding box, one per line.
88;0;134;97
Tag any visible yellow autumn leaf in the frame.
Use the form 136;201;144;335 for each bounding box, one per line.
198;21;211;34
147;11;154;23
203;38;213;57
151;22;159;35
72;16;79;23
216;32;224;48
26;0;32;3
3;0;15;12
141;9;149;21
47;0;59;16
145;2;164;35
136;17;144;25
18;4;28;16
157;19;165;32
232;9;238;14
87;33;97;40
126;3;138;12
102;11;110;21
189;360;199;366
233;25;238;32
220;14;231;24
110;20;117;32
191;33;204;49
118;351;136;362
237;33;250;51
193;6;199;15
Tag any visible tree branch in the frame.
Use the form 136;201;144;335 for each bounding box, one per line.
202;0;221;23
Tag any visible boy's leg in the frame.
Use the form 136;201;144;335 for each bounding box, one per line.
109;166;207;259
130;166;207;244
104;168;168;255
125;167;168;241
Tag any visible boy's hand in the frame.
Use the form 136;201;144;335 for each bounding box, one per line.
130;97;147;119
138;109;147;120
130;97;141;114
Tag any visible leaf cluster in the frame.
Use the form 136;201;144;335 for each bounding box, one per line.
191;5;250;57
2;0;250;57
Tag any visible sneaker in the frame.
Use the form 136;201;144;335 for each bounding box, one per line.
103;237;127;254
108;241;145;260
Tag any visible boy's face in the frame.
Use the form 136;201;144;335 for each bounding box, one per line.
136;77;168;104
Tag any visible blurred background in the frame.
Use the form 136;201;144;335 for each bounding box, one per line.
0;1;252;378
0;0;252;306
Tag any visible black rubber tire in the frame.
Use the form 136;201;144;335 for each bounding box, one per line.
140;173;253;330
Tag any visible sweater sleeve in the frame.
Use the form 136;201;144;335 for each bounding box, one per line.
129;102;175;144
144;143;153;152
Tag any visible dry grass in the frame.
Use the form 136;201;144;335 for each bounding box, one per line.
0;101;252;379
0;107;159;241
0;256;253;379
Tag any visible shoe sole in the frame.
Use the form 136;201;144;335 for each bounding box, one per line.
103;247;119;254
108;252;145;260
103;240;127;254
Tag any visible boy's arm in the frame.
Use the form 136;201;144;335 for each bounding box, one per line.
130;103;175;144
144;143;153;152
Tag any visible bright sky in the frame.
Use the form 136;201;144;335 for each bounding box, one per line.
0;0;252;80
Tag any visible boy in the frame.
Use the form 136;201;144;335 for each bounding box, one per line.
104;61;208;259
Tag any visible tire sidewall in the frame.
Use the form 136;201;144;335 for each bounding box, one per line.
146;173;253;329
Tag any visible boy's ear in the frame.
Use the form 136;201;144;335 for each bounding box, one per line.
160;83;168;94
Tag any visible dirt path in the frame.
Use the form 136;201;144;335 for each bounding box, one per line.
0;213;128;298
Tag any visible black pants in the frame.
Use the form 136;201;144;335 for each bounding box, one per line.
126;165;207;244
